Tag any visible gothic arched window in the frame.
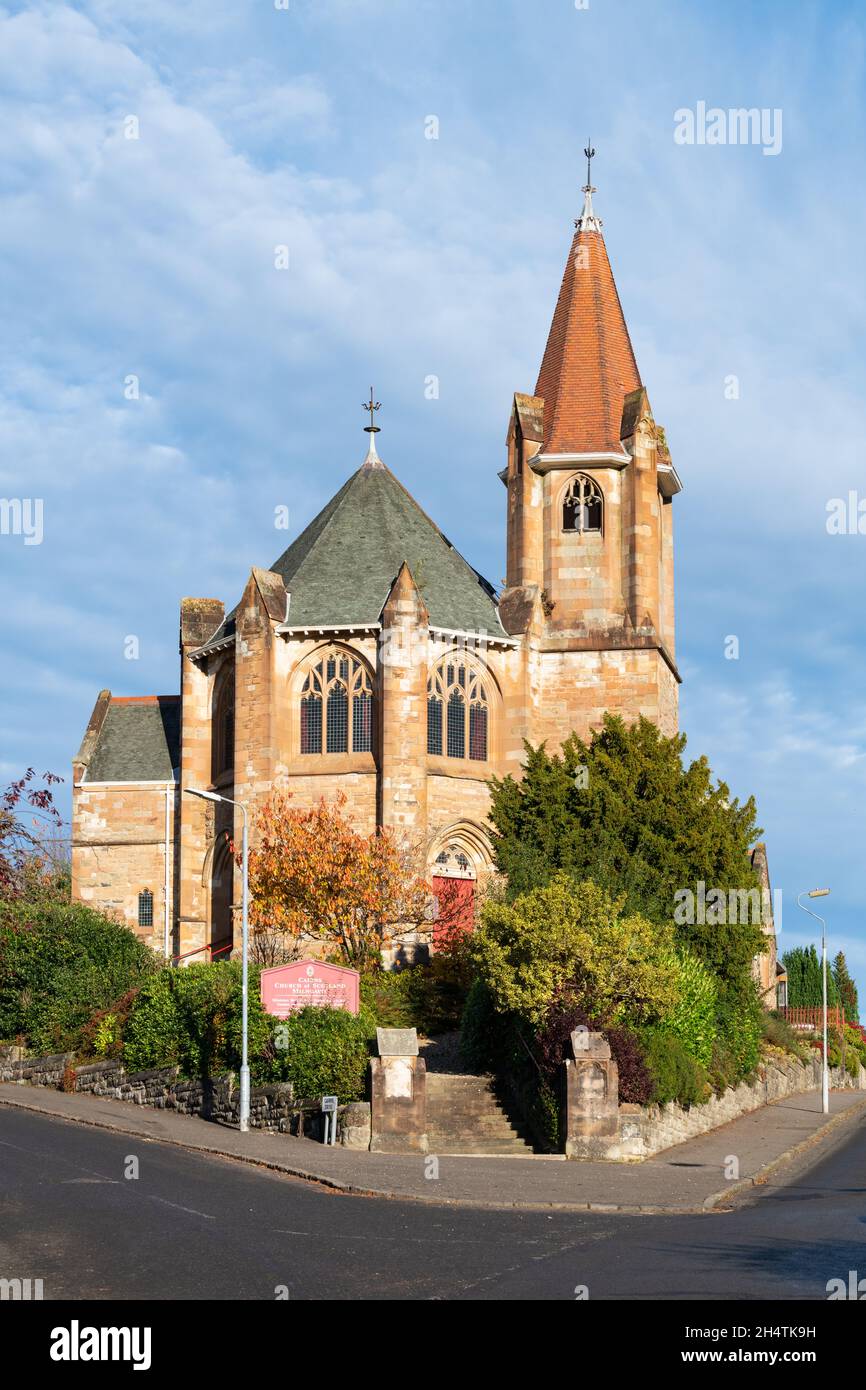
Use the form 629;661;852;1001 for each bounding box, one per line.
211;668;235;779
562;473;603;535
427;660;489;762
300;649;374;755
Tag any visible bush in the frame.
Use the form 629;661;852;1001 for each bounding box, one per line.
403;948;473;1035
257;1005;374;1101
0;900;159;1053
762;1010;808;1059
642;1031;707;1107
460;978;516;1074
534;997;654;1105
706;1039;739;1097
665;950;717;1067
359;968;416;1029
468;874;677;1027
79;989;140;1060
123;961;271;1078
715;983;762;1082
842;1024;866;1068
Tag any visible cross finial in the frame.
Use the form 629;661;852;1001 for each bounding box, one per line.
363;387;381;435
583;140;596;192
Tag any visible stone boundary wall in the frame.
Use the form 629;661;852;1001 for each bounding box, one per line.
0;1053;372;1148
617;1051;866;1161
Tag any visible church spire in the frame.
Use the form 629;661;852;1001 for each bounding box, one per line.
534;149;641;457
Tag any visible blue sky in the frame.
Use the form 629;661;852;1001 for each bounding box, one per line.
2;0;865;1000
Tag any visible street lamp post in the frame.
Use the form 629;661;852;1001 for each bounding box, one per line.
796;888;831;1115
185;788;250;1133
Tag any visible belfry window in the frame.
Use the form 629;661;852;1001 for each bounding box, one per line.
562;473;603;535
138;889;153;929
427;660;489;762
300;649;374;755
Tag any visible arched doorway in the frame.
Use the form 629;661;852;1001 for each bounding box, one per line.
428;823;494;950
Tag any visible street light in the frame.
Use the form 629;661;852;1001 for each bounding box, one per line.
797;887;831;1115
185;787;250;1133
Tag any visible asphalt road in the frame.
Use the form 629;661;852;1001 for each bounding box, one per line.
1;1106;865;1300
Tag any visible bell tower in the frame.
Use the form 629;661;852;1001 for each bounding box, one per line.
500;153;681;740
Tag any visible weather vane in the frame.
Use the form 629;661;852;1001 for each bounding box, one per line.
363;387;381;435
583;140;595;190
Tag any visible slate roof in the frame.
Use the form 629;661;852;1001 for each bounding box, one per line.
86;697;180;782
535;213;642;456
198;455;503;650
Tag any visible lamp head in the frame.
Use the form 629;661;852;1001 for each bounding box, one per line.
808;888;830;898
185;787;222;803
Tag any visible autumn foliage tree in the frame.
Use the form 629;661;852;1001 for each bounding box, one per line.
0;769;65;899
240;792;430;970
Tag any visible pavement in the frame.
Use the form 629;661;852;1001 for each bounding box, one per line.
1;1080;864;1213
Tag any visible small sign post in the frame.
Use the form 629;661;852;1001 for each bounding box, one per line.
321;1095;338;1146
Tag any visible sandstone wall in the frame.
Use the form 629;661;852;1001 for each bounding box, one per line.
0;1054;370;1147
616;1052;866;1161
71;782;175;952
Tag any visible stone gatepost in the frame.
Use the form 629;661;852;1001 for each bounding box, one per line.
369;1028;427;1153
563;1029;619;1159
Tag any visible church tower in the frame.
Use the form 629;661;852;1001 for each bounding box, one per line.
499;155;682;746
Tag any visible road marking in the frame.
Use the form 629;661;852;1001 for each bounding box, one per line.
149;1196;215;1220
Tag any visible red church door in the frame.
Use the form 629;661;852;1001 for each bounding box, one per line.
431;848;477;949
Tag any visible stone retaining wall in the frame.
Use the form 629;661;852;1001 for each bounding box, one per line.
616;1051;866;1160
0;1054;371;1147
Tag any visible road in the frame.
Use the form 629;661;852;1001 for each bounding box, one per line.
1;1107;864;1300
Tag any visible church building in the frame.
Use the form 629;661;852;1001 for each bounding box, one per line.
71;172;683;959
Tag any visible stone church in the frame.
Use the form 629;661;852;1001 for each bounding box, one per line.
71;175;684;962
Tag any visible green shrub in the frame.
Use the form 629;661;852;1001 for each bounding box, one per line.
846;1050;860;1080
761;1010;808;1059
460;978;515;1073
403;950;472;1035
664;949;717;1066
468;874;677;1027
642;1031;708;1107
715;983;762;1082
0;900;159;1052
123;961;270;1077
706;1039;739;1097
360;968;416;1028
842;1024;866;1067
257;1005;374;1101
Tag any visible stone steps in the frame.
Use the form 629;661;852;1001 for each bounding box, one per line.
424;1073;536;1156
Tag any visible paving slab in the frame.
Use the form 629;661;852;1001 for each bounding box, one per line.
1;1082;863;1213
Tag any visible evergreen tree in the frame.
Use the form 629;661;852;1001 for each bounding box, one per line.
489;714;765;993
832;951;859;1023
782;945;839;1009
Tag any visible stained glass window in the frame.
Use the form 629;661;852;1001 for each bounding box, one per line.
299;649;373;757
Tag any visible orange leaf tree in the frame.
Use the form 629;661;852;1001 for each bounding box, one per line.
240;791;430;970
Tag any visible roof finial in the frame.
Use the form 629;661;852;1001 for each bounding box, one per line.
363;387;381;435
362;387;382;464
576;139;602;232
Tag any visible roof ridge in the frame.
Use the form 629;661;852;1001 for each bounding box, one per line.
269;466;364;586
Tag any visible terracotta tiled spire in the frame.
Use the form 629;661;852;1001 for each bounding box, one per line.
535;183;641;457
